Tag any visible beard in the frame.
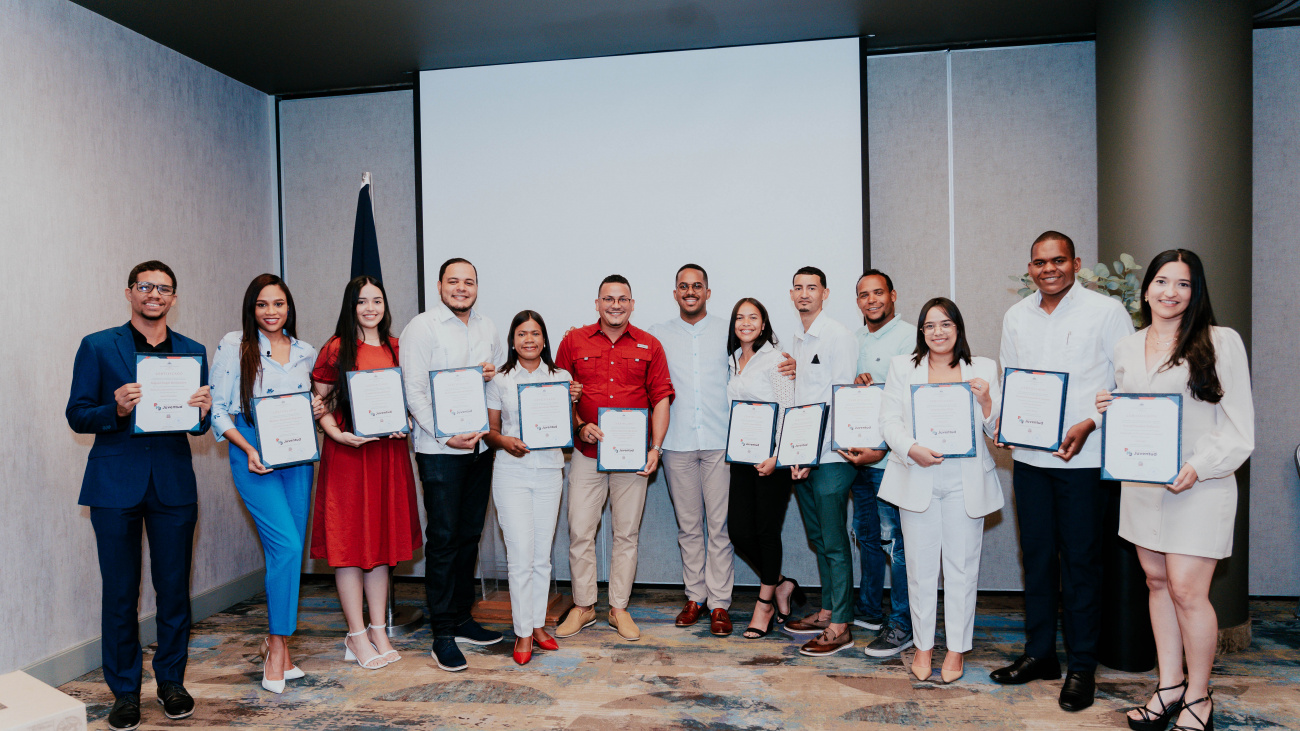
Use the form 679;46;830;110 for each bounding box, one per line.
442;295;474;314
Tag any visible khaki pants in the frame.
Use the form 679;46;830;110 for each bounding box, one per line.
661;449;733;610
567;451;649;609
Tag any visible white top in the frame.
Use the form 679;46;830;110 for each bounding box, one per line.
791;311;859;463
486;363;572;470
650;314;730;452
727;342;796;444
398;301;504;455
999;284;1134;469
210;330;317;441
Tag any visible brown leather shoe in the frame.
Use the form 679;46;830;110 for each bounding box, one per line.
784;612;830;635
709;608;733;637
675;601;703;627
798;627;854;656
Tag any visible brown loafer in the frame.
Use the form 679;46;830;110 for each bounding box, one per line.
798;627;854;656
675;601;703;627
709;608;733;637
784;612;830;635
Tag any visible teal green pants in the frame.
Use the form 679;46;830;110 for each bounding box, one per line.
795;462;857;624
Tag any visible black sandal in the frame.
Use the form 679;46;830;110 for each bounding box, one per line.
743;597;776;639
774;577;807;623
1127;678;1186;731
1171;693;1213;731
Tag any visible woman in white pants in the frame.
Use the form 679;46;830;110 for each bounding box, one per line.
878;297;1002;684
484;310;574;666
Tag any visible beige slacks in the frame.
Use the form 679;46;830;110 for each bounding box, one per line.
568;450;649;609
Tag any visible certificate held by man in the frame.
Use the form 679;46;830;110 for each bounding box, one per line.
518;381;574;449
133;353;204;434
429;365;489;437
997;368;1069;452
911;382;976;458
831;383;886;450
1101;393;1182;485
346;367;411;438
775;402;828;468
252;391;320;468
597;407;648;472
725;400;778;464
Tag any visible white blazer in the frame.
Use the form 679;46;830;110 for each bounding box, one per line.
877;353;1004;518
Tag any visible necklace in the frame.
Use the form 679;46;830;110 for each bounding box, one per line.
1147;330;1176;348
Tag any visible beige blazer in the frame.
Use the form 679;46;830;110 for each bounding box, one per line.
878;353;1004;518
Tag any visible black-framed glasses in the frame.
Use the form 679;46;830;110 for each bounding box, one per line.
132;281;176;296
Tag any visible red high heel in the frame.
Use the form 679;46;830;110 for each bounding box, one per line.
534;630;559;651
513;638;533;666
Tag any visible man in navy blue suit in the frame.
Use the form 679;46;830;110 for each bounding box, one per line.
66;261;211;731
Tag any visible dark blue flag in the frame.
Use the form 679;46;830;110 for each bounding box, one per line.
351;178;383;282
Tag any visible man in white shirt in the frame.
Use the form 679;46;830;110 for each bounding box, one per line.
781;266;861;657
991;232;1134;712
399;257;505;672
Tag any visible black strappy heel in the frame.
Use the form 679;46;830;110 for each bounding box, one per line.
743;596;776;639
1171;693;1213;731
1127;678;1187;731
774;577;807;623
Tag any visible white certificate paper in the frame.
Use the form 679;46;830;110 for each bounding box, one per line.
775;403;828;468
430;366;489;437
597;408;648;472
1101;393;1182;484
997;369;1069;451
133;354;202;434
347;367;410;438
253;392;319;468
726;401;778;464
831;384;886;450
518;381;573;449
911;382;976;458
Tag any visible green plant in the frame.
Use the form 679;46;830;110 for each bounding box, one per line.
1009;253;1144;328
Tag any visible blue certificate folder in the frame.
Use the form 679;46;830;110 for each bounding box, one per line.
251;391;320;469
596;407;649;472
995;368;1070;452
910;381;977;458
1100;393;1183;485
724;400;778;465
775;402;829;468
345;367;412;438
132;353;205;435
428;366;489;438
517;381;574;450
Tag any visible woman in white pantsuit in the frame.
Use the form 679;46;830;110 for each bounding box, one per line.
485;310;575;667
1097;250;1253;731
878;297;1002;684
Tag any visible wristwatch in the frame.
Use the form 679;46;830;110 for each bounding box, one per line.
652;444;664;456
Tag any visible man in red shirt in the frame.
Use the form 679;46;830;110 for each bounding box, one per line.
554;274;674;641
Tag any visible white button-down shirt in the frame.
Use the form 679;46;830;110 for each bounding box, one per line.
210;330;317;440
399;301;504;455
792;311;859;463
999;283;1134;469
856;316;916;470
728;342;796;443
650;314;729;452
486;363;572;470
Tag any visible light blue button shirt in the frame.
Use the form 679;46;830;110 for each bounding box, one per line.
210;330;317;440
855;316;916;469
650;314;730;452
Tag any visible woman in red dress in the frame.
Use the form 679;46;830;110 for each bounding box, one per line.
310;275;421;670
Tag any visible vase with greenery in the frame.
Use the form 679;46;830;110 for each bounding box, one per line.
1009;253;1144;328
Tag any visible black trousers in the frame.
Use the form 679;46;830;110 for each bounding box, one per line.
1013;462;1109;673
417;450;494;636
727;463;793;586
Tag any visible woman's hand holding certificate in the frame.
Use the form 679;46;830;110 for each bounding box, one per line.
518;382;573;450
347;367;410;438
1100;392;1182;485
910;382;976;458
726;401;778;465
253;392;320;469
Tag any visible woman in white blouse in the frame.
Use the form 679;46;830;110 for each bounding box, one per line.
877;297;1001;684
724;298;806;638
210;274;324;693
1096;250;1253;731
484;310;574;666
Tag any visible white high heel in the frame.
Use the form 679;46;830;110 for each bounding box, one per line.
343;629;388;669
260;638;285;694
368;624;401;663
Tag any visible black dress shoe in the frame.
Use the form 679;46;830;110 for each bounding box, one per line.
1059;670;1096;712
990;654;1062;685
107;693;141;731
156;681;195;720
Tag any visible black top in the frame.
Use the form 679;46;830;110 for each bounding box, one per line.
129;322;173;354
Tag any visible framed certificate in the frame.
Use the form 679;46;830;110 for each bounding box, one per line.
132;353;204;435
830;383;886;451
1101;393;1183;485
429;366;489;437
725;400;778;464
996;368;1069;452
252;391;320;468
518;381;574;450
775;402;829;468
910;382;977;458
597;407;648;472
346;367;411;438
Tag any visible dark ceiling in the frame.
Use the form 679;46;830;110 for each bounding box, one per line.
70;0;1300;96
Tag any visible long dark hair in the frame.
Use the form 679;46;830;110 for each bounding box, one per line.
239;274;298;417
726;297;779;369
501;310;558;375
323;275;398;424
1139;249;1222;403
911;297;972;367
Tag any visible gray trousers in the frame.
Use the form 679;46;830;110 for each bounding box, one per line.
662;449;734;610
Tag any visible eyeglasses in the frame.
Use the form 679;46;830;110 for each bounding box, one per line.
600;296;632;306
676;283;706;292
132;282;175;296
922;321;955;333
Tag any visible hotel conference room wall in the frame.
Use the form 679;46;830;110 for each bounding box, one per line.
1;0;277;675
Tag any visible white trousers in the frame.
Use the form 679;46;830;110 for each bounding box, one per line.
898;460;985;652
492;464;563;636
661;449;734;609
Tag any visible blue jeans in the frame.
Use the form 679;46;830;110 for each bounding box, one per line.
851;466;911;632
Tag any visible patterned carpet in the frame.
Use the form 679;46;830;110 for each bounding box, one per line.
62;579;1300;730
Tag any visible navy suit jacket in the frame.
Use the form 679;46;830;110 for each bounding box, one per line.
66;324;210;508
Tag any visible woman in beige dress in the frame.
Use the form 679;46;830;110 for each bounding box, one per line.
1096;249;1253;731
